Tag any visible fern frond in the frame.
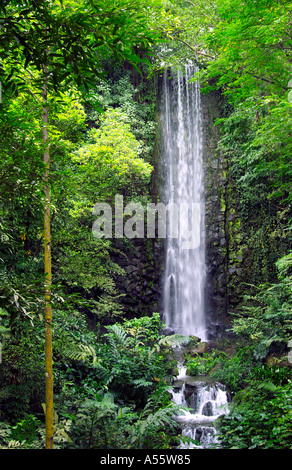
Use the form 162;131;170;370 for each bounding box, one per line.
105;324;130;344
132;378;153;389
104;324;132;359
65;343;99;364
130;404;178;447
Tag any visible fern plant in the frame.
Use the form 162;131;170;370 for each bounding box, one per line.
104;323;132;359
63;343;98;364
100;318;168;405
230;253;292;360
69;393;136;449
128;386;180;449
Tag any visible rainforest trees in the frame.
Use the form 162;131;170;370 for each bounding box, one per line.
0;0;167;448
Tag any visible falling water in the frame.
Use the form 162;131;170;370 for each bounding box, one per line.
160;66;207;341
171;360;229;449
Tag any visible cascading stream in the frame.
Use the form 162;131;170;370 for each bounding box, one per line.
160;66;207;341
171;349;229;449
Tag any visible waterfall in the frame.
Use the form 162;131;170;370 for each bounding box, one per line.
160;66;207;341
171;357;229;449
176;380;229;449
160;67;229;448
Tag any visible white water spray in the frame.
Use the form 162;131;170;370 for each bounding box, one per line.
171;358;229;449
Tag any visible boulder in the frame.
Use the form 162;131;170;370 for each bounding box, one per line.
186;342;208;357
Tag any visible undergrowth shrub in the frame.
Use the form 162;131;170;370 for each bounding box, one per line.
217;380;292;449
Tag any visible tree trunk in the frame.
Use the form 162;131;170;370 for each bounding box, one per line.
42;64;54;450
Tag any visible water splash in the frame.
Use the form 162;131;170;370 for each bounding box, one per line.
176;381;229;449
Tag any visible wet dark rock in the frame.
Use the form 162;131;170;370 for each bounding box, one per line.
201;401;213;416
161;327;176;336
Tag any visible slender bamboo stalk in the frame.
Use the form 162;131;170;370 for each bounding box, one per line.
42;64;54;450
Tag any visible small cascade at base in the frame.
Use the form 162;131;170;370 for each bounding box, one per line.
171;347;229;449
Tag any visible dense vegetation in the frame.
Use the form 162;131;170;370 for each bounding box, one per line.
0;0;291;450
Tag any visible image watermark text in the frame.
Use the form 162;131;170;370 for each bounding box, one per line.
92;195;201;250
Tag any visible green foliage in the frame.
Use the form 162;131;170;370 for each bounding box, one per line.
86;73;158;162
0;320;45;422
216;96;292;210
123;312;163;343
59;313;179;452
0;0;173;451
128;386;179;449
230;253;292;360
71;393;121;448
71;108;153;204
0;412;73;449
152;0;218;69
0;312;178;449
211;255;292;449
193;1;292;301
185;355;203;376
99;314;168;404
1;0;292;452
0;309;179;449
10;414;42;444
0;304;97;422
0;0;167;91
50;81;156;323
211;346;254;392
253;364;291;386
217;380;292;449
200;0;292;101
185;350;224;376
68;386;178;449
